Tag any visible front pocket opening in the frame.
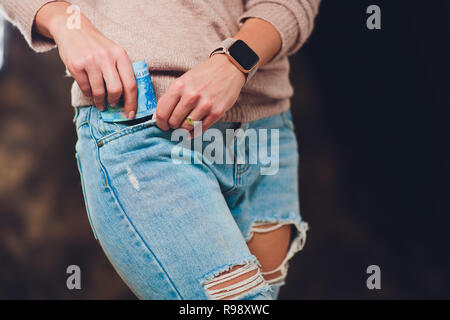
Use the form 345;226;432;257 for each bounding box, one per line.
95;117;158;147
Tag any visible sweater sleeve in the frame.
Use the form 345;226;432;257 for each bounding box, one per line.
239;0;321;61
0;0;62;52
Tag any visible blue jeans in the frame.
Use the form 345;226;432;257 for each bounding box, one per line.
74;106;308;300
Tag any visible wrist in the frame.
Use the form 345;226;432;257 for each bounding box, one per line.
210;38;260;84
35;1;72;40
210;54;246;85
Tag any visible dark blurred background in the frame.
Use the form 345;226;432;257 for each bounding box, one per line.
0;0;449;299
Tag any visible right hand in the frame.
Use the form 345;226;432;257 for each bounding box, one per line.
35;1;137;118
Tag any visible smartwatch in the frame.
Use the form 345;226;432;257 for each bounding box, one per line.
210;38;260;83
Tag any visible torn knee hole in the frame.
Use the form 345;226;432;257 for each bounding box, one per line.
250;222;286;234
261;261;288;284
203;261;266;300
249;221;309;285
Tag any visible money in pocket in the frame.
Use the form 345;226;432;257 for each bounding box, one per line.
101;60;157;122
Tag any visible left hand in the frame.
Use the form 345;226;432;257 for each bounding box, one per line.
155;54;246;135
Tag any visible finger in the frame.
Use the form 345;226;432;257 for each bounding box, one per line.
116;52;137;119
86;65;106;110
167;91;200;129
100;59;123;106
180;97;213;132
156;79;184;131
71;69;92;98
200;110;224;134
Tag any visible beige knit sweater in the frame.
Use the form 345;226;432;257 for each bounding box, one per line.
1;0;320;122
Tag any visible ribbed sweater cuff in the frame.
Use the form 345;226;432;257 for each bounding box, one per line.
239;1;315;60
2;0;58;52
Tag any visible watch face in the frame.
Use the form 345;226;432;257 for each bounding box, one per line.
228;40;260;71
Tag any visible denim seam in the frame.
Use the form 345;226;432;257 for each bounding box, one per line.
221;138;239;195
96;118;158;147
234;164;240;192
87;112;183;299
72;107;80;124
76;120;89;130
237;165;243;188
221;184;237;195
75;152;99;240
100;168;184;299
280;111;295;131
97;112;122;137
222;134;251;194
236;162;250;188
236;123;252;175
237;162;251;175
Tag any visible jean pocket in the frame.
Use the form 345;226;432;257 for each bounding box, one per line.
96;114;124;137
90;107;159;146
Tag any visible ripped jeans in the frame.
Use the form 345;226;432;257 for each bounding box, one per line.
74;106;308;300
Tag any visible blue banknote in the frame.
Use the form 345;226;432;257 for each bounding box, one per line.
101;60;157;122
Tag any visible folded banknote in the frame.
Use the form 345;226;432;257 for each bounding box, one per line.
101;60;157;122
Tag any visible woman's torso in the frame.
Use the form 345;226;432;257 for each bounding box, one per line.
70;0;293;122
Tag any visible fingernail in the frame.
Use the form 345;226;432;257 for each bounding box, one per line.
152;112;157;120
128;110;136;119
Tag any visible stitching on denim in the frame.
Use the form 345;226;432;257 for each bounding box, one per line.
237;165;243;188
72;107;80;124
74;107;92;129
75;153;98;240
221;137;238;195
221;165;237;195
87;109;110;189
224;159;239;195
97;113;122;137
236;161;252;187
90;121;183;299
100;168;183;299
76;120;89;130
235;123;252;176
97;118;158;147
281;111;295;131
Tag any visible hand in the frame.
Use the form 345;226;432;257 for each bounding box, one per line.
35;2;137;117
155;54;246;135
